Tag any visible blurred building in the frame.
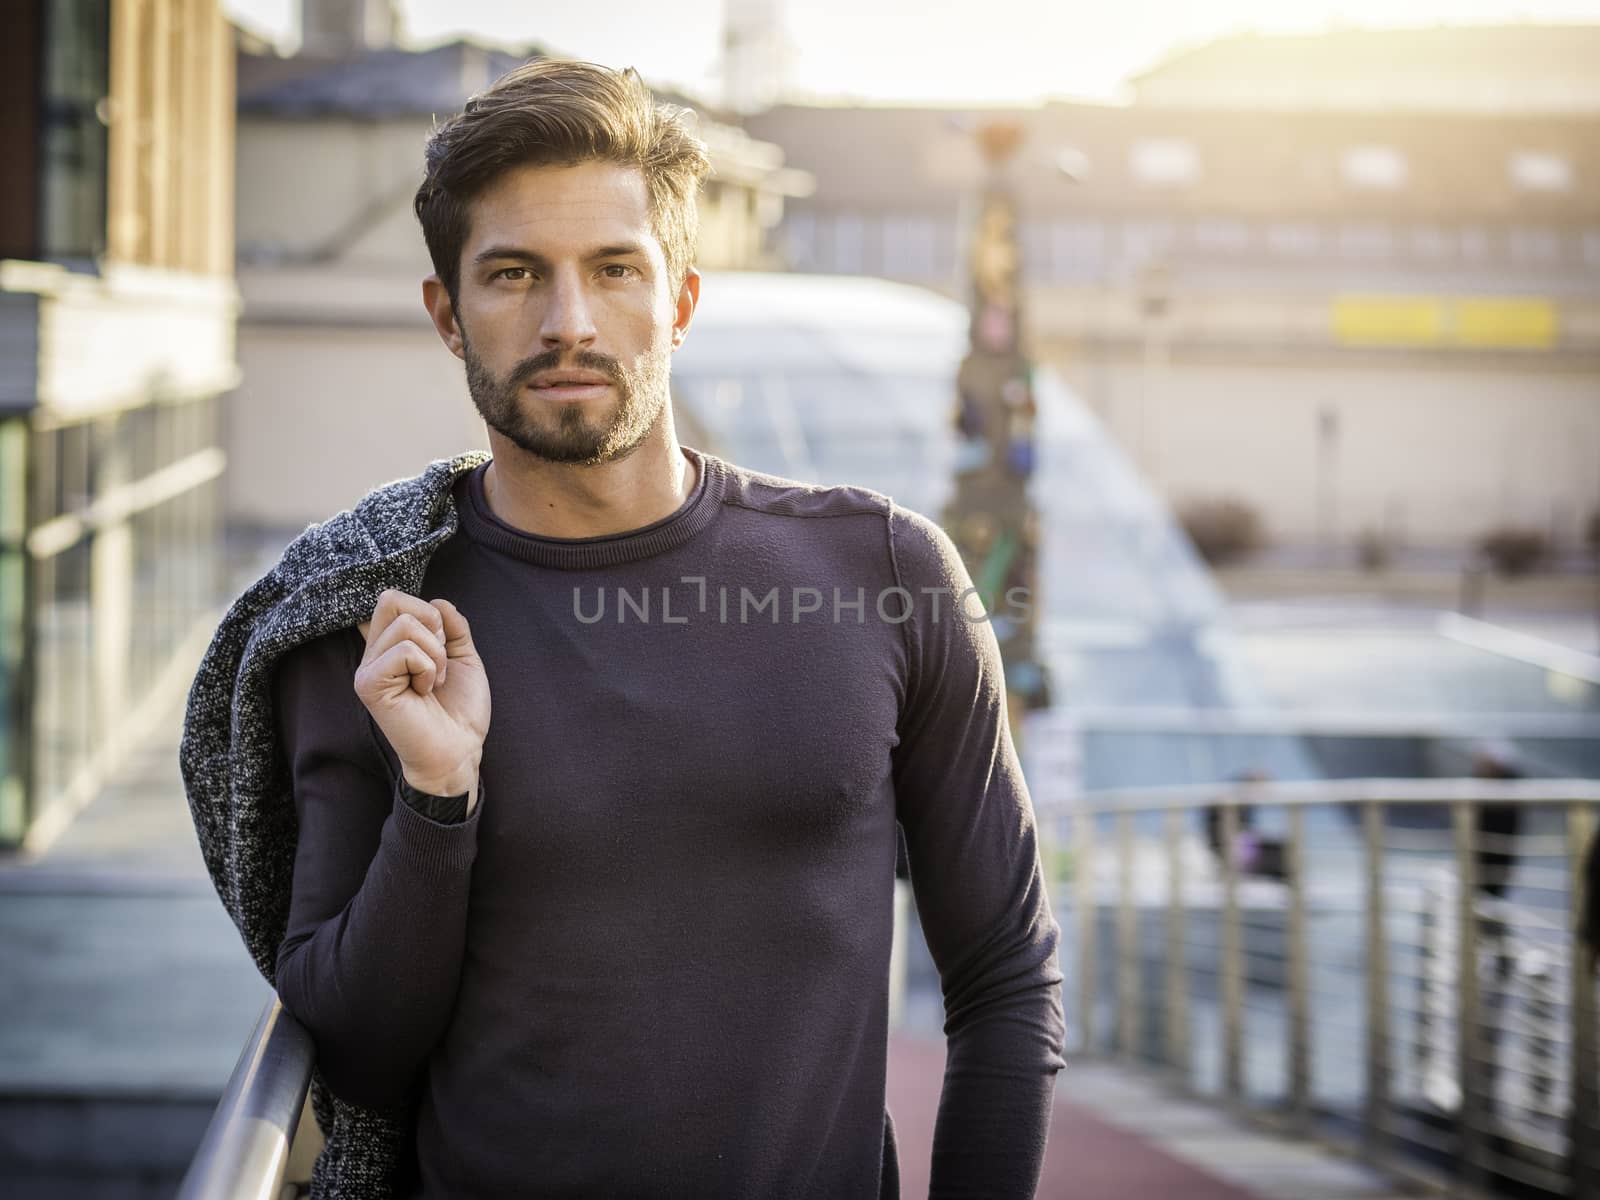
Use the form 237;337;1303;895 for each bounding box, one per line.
228;9;812;531
747;27;1600;554
0;0;237;850
1128;24;1600;114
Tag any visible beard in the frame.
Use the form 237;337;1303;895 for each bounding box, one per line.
462;331;671;466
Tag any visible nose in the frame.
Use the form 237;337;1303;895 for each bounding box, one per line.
539;269;598;352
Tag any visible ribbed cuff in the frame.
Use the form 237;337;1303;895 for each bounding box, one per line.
385;777;483;874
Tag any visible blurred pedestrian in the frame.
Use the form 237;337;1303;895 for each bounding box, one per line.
1471;739;1523;899
1582;817;1600;974
1205;770;1289;883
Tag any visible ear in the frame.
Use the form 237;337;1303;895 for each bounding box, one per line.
423;275;466;360
670;267;700;351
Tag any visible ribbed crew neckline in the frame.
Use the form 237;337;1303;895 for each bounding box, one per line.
457;446;725;570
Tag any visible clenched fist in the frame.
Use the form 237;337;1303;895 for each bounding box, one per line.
355;589;490;809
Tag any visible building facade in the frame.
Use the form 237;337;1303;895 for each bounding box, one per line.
746;33;1600;553
0;0;238;849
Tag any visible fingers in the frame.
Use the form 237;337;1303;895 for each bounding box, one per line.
356;638;440;703
369;612;448;686
364;590;439;649
430;598;477;657
363;590;450;683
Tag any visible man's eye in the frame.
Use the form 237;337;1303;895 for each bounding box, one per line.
494;267;531;281
602;264;637;279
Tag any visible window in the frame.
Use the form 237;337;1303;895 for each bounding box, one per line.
881;216;937;280
830;215;865;274
1408;225;1454;259
1049;221;1106;279
0;418;27;844
1191;219;1252;255
1056;146;1091;184
1339;223;1393;258
1508;227;1560;263
1020;221;1050;282
782;213;817;271
39;0;111;260
1508;152;1572;193
1341;146;1407;190
1267;222;1321;256
1130;139;1200;188
1123;220;1177;264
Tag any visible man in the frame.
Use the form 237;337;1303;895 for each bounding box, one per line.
184;60;1064;1199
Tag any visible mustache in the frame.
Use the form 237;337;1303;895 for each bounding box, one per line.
506;349;624;390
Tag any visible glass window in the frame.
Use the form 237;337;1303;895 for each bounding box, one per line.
1408;225;1454;259
0;418;28;845
39;0;111;261
1266;222;1321;256
1338;223;1393;258
831;214;865;274
1341;146;1407;190
1130;139;1200;188
1507;151;1572;193
1191;219;1252;255
1122;220;1177;265
1050;221;1106;279
1508;226;1561;263
882;215;938;281
782;213;817;271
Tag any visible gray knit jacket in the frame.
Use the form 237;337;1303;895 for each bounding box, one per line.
179;450;491;1199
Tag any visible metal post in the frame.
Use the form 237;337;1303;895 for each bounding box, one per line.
1075;803;1097;1056
1116;808;1138;1060
1568;801;1598;1197
1165;805;1190;1082
1453;799;1490;1193
1286;803;1311;1133
1221;799;1243;1104
1363;801;1390;1165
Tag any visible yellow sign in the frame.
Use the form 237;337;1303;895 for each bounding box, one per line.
1332;296;1557;349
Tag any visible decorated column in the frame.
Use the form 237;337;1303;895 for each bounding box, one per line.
942;120;1051;726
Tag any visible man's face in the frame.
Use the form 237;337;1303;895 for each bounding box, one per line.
433;160;695;465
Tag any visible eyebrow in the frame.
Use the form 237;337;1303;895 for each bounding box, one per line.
471;242;650;269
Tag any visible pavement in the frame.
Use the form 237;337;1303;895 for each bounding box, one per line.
888;1033;1417;1200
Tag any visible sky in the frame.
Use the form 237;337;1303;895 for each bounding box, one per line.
224;0;1600;104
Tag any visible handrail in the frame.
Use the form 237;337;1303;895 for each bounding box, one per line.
1058;777;1600;1199
177;998;315;1200
1034;706;1600;738
1066;776;1600;812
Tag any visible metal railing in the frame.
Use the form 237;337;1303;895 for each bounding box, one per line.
177;998;315;1200
1054;777;1600;1199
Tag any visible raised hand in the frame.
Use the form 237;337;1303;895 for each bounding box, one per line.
354;589;490;805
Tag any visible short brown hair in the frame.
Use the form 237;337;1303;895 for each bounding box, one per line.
414;60;711;302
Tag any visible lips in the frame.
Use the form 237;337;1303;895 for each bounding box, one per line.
529;370;612;389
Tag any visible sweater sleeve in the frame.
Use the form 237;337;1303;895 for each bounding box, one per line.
271;627;482;1111
887;505;1067;1199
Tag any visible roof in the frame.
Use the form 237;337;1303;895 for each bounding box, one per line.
237;38;731;123
1129;24;1600;112
238;40;536;117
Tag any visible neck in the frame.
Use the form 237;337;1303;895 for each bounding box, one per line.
481;432;698;539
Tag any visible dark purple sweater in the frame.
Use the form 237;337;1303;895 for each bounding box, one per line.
272;447;1065;1199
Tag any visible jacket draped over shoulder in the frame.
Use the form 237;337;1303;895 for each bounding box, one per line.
179;450;490;1199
